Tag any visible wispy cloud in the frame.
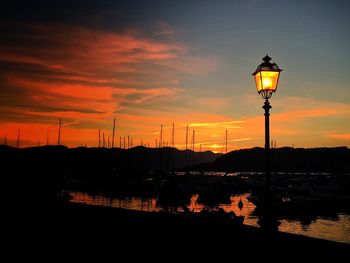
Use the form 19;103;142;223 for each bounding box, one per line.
273;97;350;119
0;22;219;146
324;133;350;141
1;23;349;149
237;96;350;147
189;121;244;128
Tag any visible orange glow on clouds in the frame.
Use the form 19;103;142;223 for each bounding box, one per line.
1;23;349;150
325;133;350;141
0;23;226;149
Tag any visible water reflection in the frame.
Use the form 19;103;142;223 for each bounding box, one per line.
70;192;159;212
279;214;350;244
70;192;257;221
174;171;239;176
69;191;350;244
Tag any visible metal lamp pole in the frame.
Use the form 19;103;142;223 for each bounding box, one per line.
263;97;272;232
252;55;282;233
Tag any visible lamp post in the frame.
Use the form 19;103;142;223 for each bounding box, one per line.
252;55;282;233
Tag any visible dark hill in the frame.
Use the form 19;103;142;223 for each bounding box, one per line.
0;145;221;173
210;147;350;173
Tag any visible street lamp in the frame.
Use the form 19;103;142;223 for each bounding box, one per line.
252;54;282;233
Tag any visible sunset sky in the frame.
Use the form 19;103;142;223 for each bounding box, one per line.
1;0;349;151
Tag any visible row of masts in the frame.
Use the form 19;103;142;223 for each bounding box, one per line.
2;117;257;153
3;119;62;148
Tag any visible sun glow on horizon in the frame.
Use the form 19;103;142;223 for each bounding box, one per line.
1;11;349;150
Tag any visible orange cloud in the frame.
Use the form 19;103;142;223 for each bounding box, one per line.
1;23;219;147
1;23;348;150
108;111;250;152
273;97;350;120
324;133;350;141
189;121;244;128
235;96;350;148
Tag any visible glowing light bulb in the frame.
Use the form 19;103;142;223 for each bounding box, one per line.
263;78;272;88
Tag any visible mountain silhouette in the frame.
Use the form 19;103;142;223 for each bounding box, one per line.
205;146;350;173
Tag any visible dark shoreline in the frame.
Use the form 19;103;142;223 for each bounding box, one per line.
6;201;350;260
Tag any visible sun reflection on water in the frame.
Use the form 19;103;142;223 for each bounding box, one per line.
69;191;350;244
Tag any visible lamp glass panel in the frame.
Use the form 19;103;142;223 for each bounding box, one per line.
254;71;279;92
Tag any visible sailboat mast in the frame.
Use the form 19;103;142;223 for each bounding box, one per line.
185;124;188;150
98;129;101;147
171;122;175;172
192;130;195;151
159;124;163;148
112;116;116;148
225;129;228;154
185;125;189;169
172;122;175;148
192;129;195;166
224;130;229;174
